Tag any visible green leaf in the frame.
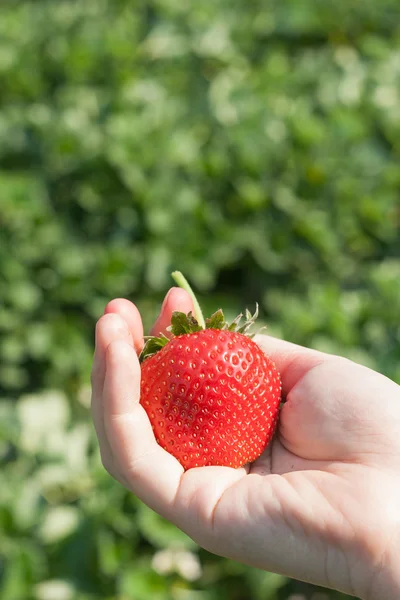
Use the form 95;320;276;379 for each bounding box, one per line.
236;304;260;336
205;309;225;330
97;529;120;577
119;563;170;600
168;312;202;336
140;334;169;363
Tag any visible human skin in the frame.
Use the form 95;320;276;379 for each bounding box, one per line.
91;287;400;599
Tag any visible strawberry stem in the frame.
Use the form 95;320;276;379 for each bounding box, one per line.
171;271;206;330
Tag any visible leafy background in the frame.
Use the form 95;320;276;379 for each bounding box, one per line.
1;0;399;598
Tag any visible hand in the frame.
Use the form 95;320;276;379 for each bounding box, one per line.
91;288;400;600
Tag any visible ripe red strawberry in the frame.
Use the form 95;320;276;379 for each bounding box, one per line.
139;273;282;470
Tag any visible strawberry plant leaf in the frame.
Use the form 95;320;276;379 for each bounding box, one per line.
225;304;260;336
140;335;169;363
168;311;202;336
227;313;243;331
205;309;225;330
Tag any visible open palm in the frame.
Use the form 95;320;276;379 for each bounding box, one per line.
91;288;400;600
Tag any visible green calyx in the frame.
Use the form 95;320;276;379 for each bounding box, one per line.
139;272;261;363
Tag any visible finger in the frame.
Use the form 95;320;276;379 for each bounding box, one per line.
103;340;185;517
253;334;341;460
254;334;331;396
91;313;133;466
105;298;144;354
255;334;400;463
150;287;195;338
281;358;400;463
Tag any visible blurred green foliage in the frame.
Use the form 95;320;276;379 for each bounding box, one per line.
1;0;399;598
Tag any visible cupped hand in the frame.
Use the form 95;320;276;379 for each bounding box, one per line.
91;289;400;600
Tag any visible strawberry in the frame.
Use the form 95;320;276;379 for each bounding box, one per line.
139;272;281;470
